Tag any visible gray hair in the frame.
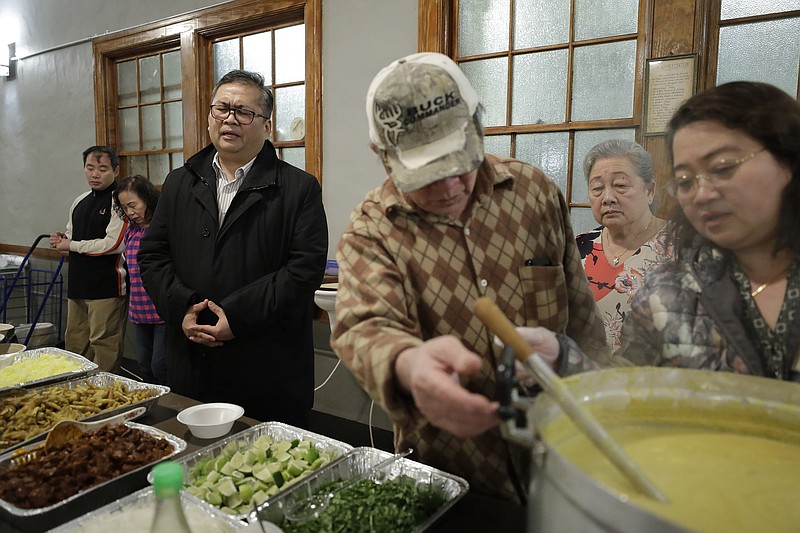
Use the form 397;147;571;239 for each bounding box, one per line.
583;139;655;186
212;69;274;118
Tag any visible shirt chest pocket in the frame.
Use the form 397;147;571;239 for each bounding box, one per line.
519;265;568;332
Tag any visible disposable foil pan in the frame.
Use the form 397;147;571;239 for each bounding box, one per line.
0;372;169;454
50;485;245;533
0;421;186;532
250;446;469;532
178;421;354;521
0;347;98;391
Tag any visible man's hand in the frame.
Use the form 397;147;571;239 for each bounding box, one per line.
50;232;70;254
394;335;499;438
182;299;235;347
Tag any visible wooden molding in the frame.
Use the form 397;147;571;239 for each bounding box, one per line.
0;243;66;262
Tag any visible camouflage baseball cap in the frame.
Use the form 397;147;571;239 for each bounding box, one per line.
366;52;485;192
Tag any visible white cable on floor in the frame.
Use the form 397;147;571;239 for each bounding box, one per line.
368;399;376;448
314;357;341;391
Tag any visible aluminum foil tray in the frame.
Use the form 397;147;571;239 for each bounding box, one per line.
0;421;186;532
0;372;169;454
50;485;246;533
0;347;98;391
251;446;469;532
178;421;354;521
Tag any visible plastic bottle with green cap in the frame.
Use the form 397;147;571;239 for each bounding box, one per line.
150;461;192;533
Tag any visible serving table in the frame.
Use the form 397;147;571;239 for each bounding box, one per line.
1;392;525;532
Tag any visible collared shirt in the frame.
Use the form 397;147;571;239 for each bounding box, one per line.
212;153;257;225
332;154;607;502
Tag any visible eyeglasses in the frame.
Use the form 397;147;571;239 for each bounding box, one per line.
209;104;268;125
666;147;766;198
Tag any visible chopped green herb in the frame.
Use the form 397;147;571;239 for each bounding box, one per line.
282;476;448;533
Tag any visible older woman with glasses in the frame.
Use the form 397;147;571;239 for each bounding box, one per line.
519;81;800;383
576;140;672;352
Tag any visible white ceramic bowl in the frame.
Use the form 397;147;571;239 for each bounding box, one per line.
0;343;26;356
0;323;14;342
177;402;245;439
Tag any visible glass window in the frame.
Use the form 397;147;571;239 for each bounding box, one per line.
460;58;508;128
513;0;569;49
483;135;511;157
455;0;642;213
512;50;569;125
115;49;183;183
515;132;569;193
571;41;637;121
458;0;510;57
275;25;305;84
717;18;800;97
574;0;639;41
720;0;799;19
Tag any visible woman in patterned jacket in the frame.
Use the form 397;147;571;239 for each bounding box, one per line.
527;81;800;382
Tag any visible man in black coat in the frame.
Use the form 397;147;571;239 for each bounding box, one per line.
139;70;328;427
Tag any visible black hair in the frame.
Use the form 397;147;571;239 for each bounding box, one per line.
112;175;160;225
82;145;120;169
212;70;274;118
666;81;800;257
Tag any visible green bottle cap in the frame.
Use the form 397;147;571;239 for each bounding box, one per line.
152;461;184;495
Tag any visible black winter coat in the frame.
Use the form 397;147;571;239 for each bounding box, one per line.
139;141;328;425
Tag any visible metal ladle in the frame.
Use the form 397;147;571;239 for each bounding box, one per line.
474;297;668;503
284;448;413;523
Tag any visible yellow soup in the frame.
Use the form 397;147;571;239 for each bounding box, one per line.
542;402;800;532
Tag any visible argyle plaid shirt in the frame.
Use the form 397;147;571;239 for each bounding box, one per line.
332;154;607;502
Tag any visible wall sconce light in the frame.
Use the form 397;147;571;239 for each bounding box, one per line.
1;42;17;81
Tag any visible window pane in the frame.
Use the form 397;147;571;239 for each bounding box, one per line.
117;60;137;106
164;101;183;149
514;0;569;48
243;31;273;85
275;24;305;84
458;0;510;56
274;85;305;142
571;40;637;121
128;155;147;177
484;134;511;157
119;108;140;152
141;104;163;151
717;18;800;97
149;153;170;186
721;0;799;19
171;152;184;172
460;57;508;128
571;128;636;203
281;147;305;171
515;132;569;193
213;39;240;85
139;55;161;104
163;51;181;100
570;207;599;236
512;50;568;125
574;0;639;41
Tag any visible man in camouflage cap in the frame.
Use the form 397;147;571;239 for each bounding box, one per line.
331;52;606;504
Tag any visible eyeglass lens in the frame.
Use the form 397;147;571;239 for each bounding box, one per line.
211;105;257;124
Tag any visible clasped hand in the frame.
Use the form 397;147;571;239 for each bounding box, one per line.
182;299;235;347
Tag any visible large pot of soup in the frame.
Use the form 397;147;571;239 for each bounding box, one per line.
520;367;800;533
